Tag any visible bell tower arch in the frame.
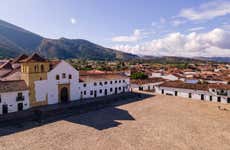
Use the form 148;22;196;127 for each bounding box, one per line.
20;53;50;107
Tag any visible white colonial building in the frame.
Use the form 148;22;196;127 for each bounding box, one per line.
79;74;129;99
156;81;230;104
0;53;130;115
34;60;130;105
0;80;30;115
150;72;178;81
34;60;81;104
131;78;165;91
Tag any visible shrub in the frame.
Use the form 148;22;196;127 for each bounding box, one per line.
131;72;148;79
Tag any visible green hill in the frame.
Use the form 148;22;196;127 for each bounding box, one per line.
0;20;137;60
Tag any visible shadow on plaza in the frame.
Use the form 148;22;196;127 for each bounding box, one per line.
0;92;154;136
66;107;135;130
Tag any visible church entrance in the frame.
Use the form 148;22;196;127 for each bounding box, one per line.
58;84;70;103
60;87;69;103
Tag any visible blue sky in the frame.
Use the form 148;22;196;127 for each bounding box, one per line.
0;0;230;57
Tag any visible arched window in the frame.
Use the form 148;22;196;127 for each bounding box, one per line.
34;65;37;72
41;64;44;72
56;75;60;80
49;64;53;71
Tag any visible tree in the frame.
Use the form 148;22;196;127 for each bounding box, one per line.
131;72;148;79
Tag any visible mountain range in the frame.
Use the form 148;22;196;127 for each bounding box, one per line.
0;19;229;63
194;57;230;63
0;19;137;60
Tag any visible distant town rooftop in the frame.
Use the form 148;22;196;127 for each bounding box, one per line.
131;78;165;85
79;73;128;82
160;81;230;91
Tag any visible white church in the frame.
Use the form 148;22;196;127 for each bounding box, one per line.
0;53;130;115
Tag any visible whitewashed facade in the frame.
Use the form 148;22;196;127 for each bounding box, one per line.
34;60;130;105
35;60;80;104
0;54;131;115
0;84;29;115
79;78;130;99
156;85;230;104
150;73;178;81
132;82;164;91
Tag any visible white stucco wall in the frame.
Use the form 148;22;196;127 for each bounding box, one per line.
35;60;81;105
47;60;80;104
206;80;228;84
79;78;130;99
34;60;130;105
151;73;178;81
0;90;29;115
133;82;164;91
35;80;47;102
155;86;230;104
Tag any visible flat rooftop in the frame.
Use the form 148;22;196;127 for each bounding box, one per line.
0;94;230;150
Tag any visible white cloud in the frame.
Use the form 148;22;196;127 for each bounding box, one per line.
112;28;230;57
160;17;166;24
171;20;186;26
179;1;230;21
70;18;76;24
188;27;205;32
112;29;143;42
151;22;157;26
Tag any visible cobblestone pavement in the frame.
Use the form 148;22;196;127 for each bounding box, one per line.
0;94;230;150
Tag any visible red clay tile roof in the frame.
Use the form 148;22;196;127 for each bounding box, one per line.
80;73;128;82
49;60;61;70
0;66;21;79
79;70;108;76
0;69;12;78
160;81;209;91
131;78;165;85
11;54;28;64
86;70;106;74
208;84;230;90
20;53;47;63
0;80;28;93
0;61;13;70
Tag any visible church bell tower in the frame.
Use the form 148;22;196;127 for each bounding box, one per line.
20;53;50;107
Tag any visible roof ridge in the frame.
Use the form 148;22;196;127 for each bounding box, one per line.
20;53;47;63
0;61;13;70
